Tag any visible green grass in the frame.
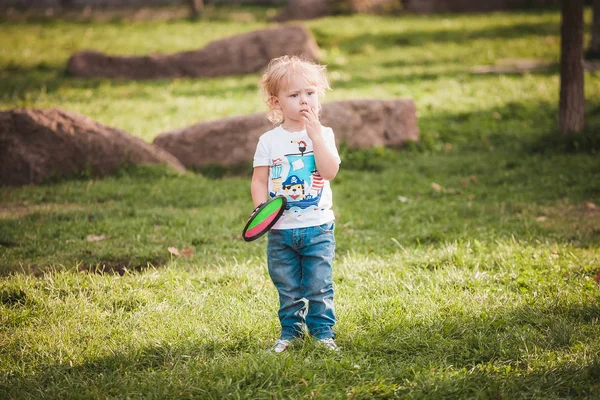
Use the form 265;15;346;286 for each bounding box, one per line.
1;5;600;399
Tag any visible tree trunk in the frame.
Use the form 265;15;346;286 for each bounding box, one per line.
559;0;585;134
586;0;600;59
188;0;204;19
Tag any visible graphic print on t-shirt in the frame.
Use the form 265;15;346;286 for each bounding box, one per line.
270;140;323;210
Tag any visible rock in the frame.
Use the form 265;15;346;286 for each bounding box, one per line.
153;98;418;169
321;98;419;148
0;108;185;186
67;25;321;80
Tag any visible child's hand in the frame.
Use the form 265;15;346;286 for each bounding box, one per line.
301;106;322;141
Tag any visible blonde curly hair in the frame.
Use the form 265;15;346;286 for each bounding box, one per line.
260;55;331;125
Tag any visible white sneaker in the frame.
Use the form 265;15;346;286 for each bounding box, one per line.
268;339;290;353
318;337;339;351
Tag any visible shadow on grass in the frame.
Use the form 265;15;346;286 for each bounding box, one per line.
2;298;598;398
527;105;600;155
0;65;105;102
417;99;600;154
329;63;559;93
0;64;260;104
314;20;558;54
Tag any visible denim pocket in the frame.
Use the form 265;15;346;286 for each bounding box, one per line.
316;221;335;233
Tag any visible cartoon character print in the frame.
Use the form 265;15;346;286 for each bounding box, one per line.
269;140;324;210
291;140;307;155
282;175;306;202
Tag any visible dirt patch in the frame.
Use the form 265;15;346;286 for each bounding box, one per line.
535;201;600;239
471;59;554;74
584;60;600;72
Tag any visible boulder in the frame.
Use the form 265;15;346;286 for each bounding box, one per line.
153;98;418;169
67;25;321;80
0;108;186;186
322;99;419;147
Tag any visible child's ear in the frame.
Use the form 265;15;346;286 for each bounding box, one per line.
269;96;280;109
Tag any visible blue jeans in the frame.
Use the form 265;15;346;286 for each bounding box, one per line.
267;222;336;340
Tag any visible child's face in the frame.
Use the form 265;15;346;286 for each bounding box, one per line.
273;73;320;128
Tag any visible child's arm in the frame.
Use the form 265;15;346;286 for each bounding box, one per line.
303;107;340;181
251;166;270;208
310;132;340;181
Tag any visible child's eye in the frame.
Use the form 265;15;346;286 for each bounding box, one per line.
290;94;298;98
307;91;314;96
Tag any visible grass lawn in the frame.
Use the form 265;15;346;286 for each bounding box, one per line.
1;5;600;399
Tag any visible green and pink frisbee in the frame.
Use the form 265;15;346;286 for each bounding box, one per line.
242;195;287;242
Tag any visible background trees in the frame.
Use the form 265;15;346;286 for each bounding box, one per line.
559;0;585;133
585;0;600;59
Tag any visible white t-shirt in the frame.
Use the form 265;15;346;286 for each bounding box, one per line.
253;125;341;230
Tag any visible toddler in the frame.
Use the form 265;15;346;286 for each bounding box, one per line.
251;55;341;353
